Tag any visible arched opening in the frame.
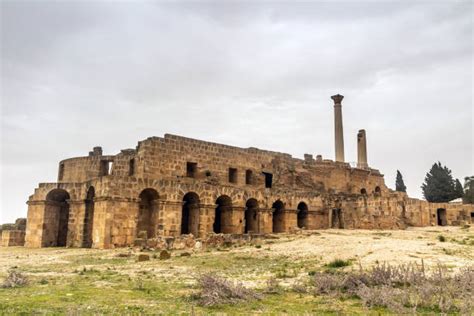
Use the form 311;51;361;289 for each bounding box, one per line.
181;192;200;236
245;199;259;234
297;202;309;229
214;195;232;234
331;208;344;228
374;186;381;195
437;208;447;226
137;188;159;239
82;186;95;248
45;189;70;247
360;188;367;195
272;200;285;233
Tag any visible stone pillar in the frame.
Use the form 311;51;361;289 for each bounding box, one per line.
331;94;345;162
357;129;368;169
258;208;273;234
198;203;217;237
285;209;298;232
160;200;184;237
230;206;245;234
67;199;86;248
25;200;47;248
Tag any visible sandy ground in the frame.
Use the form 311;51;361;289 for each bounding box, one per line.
0;226;472;275
240;226;474;269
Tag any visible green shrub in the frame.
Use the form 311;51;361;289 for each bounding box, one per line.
438;235;446;242
326;259;352;269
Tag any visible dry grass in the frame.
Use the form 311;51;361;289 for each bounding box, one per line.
311;262;474;314
1;269;28;288
195;273;262;306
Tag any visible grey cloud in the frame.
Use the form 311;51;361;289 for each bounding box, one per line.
0;1;472;223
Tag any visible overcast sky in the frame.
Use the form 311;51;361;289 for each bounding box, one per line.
1;1;472;223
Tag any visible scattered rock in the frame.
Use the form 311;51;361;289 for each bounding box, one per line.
194;241;202;250
159;250;171;260
116;253;131;258
137;254;150;262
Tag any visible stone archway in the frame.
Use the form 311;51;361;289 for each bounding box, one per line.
82;186;95;248
45;188;70;247
272;200;285;233
297;202;309;229
181;192;200;236
214;195;232;234
137;188;159;239
245;198;259;234
437;208;447;226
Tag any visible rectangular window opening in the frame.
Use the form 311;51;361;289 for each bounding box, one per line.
58;163;65;181
129;158;135;176
229;168;238;183
263;172;273;188
187;162;197;178
245;170;253;185
100;160;113;176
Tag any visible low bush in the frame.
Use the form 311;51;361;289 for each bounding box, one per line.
1;269;29;288
196;274;261;306
309;262;474;313
438;235;446;242
325;259;352;269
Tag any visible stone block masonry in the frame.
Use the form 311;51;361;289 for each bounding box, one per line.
22;94;474;249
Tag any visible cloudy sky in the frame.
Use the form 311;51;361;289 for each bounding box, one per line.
1;1;472;223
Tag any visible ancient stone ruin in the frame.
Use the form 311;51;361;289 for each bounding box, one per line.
17;95;473;249
0;218;27;247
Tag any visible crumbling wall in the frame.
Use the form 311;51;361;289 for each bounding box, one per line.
0;218;27;247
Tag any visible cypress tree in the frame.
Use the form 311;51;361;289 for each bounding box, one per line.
421;162;456;202
395;170;407;192
454;178;464;199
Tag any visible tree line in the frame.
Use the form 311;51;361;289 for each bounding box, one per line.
395;163;473;204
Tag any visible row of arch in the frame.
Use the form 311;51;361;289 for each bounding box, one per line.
138;188;311;238
43;187;311;247
45;187;95;248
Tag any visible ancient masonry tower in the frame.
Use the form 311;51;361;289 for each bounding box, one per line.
24;95;473;249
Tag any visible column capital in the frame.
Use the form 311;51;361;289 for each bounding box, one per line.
331;94;344;105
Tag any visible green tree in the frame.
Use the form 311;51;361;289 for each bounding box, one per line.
395;170;407;192
454;178;464;199
421;162;457;202
463;176;474;204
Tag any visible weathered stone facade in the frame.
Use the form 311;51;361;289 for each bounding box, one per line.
0;218;26;247
23;95;474;249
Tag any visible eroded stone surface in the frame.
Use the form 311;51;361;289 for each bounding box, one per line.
20;133;473;249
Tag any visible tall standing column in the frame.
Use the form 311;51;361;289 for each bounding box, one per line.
331;94;345;162
357;129;368;169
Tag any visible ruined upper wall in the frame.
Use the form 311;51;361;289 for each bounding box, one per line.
133;134;386;194
55;133;386;194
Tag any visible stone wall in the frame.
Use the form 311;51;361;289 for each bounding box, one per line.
1;230;25;247
23;134;474;249
0;218;27;247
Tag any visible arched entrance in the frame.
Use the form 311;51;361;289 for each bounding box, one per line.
45;189;70;247
137;188;159;239
181;192;200;236
245;199;259;234
272;200;285;233
297;202;308;229
437;208;447;226
82;186;95;248
214;195;232;234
